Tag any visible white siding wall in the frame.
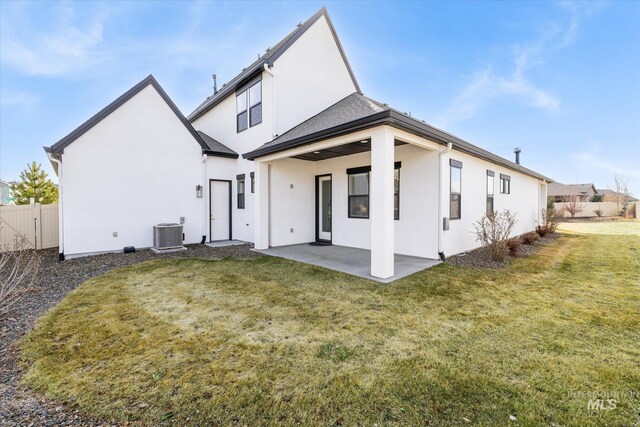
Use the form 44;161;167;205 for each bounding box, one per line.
62;85;204;256
441;150;543;256
273;15;358;136
267;144;440;258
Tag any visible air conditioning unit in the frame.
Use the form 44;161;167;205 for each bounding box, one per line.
152;223;186;252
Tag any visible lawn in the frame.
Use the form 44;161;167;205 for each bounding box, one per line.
21;231;640;426
558;218;640;236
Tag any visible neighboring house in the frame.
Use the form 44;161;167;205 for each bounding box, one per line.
45;8;552;279
547;182;597;203
597;189;638;202
0;180;16;205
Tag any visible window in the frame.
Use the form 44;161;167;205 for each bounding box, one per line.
347;163;401;219
237;174;245;209
500;174;511;194
250;172;255;193
236;80;262;132
348;172;369;218
450;159;462;220
486;170;495;216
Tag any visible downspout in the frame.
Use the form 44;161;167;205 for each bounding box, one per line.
263;64;276;137
47;153;64;261
201;153;207;244
437;142;452;261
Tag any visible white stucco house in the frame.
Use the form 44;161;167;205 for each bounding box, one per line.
45;7;552;279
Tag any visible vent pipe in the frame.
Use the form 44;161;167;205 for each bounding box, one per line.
514;147;521;165
212;74;218;94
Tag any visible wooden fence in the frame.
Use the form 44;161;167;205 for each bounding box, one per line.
0;203;59;251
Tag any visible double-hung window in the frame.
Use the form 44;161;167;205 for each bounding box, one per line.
486;170;495;216
347;163;401;220
450;159;462;220
236;79;262;132
500;174;511;194
237;174;245;209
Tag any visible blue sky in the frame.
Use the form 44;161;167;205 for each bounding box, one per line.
1;1;639;194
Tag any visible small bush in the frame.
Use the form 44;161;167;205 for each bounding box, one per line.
522;232;540;245
506;238;521;256
536;225;549;237
594;209;603;217
473;210;517;262
541;208;563;234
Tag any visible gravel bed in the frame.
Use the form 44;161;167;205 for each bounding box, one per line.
1;244;260;427
446;233;558;269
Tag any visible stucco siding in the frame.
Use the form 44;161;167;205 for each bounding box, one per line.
62;85;204;255
441;149;543;256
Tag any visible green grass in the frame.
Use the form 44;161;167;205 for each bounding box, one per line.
21;231;640;426
558;219;640;236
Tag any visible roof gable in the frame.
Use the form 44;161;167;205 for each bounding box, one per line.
46;75;208;156
187;7;360;122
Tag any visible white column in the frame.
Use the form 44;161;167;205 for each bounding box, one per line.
254;161;270;249
370;126;395;279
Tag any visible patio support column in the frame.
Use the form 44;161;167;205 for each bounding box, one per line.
254;161;270;250
370;126;395;279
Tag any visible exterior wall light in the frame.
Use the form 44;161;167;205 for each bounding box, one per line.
196;185;203;198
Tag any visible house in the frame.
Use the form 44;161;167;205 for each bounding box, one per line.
597;189;638;203
0;180;15;205
548;182;597;203
45;7;552;279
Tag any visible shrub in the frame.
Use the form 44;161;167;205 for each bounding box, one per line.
541;207;563;234
506;238;521;256
1;225;39;314
536;225;549;237
522;232;540;245
473;210;517;262
594;209;603;217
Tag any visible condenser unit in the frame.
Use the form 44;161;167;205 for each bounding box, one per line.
152;223;186;252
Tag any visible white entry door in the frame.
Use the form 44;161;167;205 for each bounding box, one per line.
210;180;230;241
317;175;332;241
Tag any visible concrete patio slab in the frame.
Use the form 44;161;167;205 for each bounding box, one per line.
205;240;249;248
256;243;440;283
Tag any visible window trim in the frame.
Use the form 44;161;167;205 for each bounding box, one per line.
500;173;511;194
449;159;462;220
346;162;402;220
236;174;245;209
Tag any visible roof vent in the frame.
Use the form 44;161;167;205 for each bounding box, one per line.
514;147;521;165
212;74;218;94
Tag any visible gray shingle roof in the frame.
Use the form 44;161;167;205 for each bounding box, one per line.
243;92;553;183
548;183;595;196
187;7;360;122
269;93;388;146
197;131;238;158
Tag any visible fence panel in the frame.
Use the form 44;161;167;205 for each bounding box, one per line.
0;203;58;251
555;201;624;218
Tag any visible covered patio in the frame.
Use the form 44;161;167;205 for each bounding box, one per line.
256;243;440;283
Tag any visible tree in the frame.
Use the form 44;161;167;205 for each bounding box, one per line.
602;174;631;217
563;193;584;218
9;162;58;205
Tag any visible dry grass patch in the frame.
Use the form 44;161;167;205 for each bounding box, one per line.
21;233;640;426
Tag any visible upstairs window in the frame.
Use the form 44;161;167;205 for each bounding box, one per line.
450;159;462;220
236;80;262;132
500;174;511;194
486;170;495;216
237;174;245;209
